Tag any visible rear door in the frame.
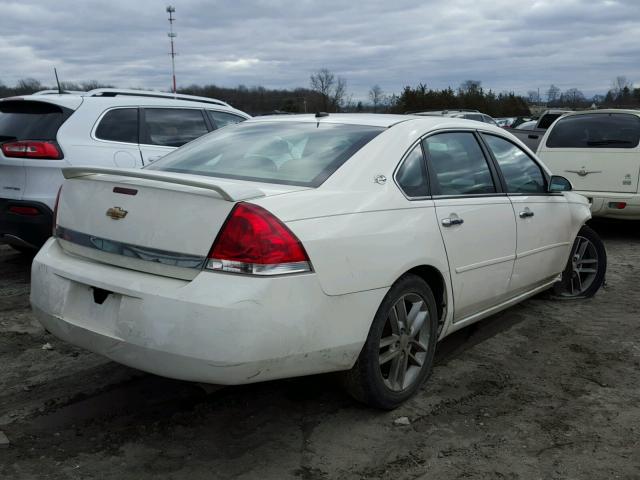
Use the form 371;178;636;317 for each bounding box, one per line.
0;100;71;200
481;133;572;293
139;108;211;165
424;131;517;321
538;112;640;193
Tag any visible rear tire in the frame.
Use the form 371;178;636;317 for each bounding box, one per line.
554;225;606;298
342;274;438;409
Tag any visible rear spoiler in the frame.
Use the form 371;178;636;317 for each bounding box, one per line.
62;167;265;202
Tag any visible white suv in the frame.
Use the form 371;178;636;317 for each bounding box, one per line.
0;89;250;251
538;109;640;220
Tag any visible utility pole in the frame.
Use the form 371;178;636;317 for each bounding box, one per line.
166;5;177;94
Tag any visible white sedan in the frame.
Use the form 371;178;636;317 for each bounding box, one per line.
30;114;606;409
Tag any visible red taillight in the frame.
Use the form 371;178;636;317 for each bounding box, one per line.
52;186;62;236
206;202;311;275
8;206;40;216
1;141;62;159
608;202;627;210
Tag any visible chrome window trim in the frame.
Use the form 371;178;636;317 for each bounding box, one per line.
55;226;207;269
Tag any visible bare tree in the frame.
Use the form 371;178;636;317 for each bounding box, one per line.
310;68;348;112
612;76;632;95
459;80;482;94
546;84;561;104
15;78;43;95
561;88;586;106
369;84;384;112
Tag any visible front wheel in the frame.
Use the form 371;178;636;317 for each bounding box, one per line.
342;274;438;409
554;225;606;298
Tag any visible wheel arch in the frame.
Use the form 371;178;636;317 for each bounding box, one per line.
403;265;448;333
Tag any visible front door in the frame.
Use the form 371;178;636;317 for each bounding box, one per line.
481;133;572;294
424;131;517;321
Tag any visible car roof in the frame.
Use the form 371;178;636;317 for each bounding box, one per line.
0;89;249;116
247;113;415;128
560;109;640;117
245;113;508;133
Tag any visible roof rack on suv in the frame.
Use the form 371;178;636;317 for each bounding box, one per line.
85;89;232;108
33;90;88;96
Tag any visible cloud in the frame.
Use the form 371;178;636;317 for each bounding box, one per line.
1;0;639;99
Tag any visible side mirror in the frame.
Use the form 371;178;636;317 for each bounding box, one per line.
549;175;572;192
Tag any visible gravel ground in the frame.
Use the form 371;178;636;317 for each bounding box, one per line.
1;220;639;479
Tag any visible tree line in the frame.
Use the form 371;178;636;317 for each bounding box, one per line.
2;71;639;116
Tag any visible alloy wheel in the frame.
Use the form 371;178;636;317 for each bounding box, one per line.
562;235;599;297
378;293;430;391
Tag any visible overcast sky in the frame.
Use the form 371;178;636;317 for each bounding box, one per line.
2;0;639;100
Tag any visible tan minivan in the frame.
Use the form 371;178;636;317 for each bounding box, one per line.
538;109;640;220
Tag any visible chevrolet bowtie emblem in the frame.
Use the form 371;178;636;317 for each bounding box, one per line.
106;206;128;220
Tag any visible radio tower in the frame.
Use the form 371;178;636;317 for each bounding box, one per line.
166;5;177;94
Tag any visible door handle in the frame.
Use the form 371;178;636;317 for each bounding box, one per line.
519;208;534;218
442;216;464;227
528;134;539;139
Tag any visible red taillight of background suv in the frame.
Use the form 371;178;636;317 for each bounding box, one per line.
1;141;63;159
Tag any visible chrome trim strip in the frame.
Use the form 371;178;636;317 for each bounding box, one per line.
516;241;570;259
454;254;516;274
55;226;207;269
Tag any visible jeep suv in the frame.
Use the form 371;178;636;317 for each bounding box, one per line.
0;89;250;252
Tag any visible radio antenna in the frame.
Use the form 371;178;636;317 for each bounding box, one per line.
54;67;63;94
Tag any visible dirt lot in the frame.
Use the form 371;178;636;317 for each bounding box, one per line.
1;220;639;479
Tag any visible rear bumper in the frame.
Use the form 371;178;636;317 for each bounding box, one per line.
0;199;53;249
577;191;640;220
30;239;385;384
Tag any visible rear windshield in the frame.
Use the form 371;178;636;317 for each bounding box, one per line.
0;101;70;142
147;121;384;187
546;113;640;149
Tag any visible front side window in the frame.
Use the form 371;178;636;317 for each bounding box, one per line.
424;132;496;195
95;108;138;144
208;110;246;129
396;144;429;197
546;113;640;149
147;121;383;187
143;108;209;147
482;134;546;194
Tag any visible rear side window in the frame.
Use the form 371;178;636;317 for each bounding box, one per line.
482;134;546;193
538;113;563;129
207;110;246;128
0;101;69;141
396;144;429;197
546;113;640;149
143;108;209;147
424;132;496;196
95;108;138;143
147;122;383;187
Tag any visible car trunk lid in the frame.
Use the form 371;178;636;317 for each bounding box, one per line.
540;149;640;193
55;168;309;279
